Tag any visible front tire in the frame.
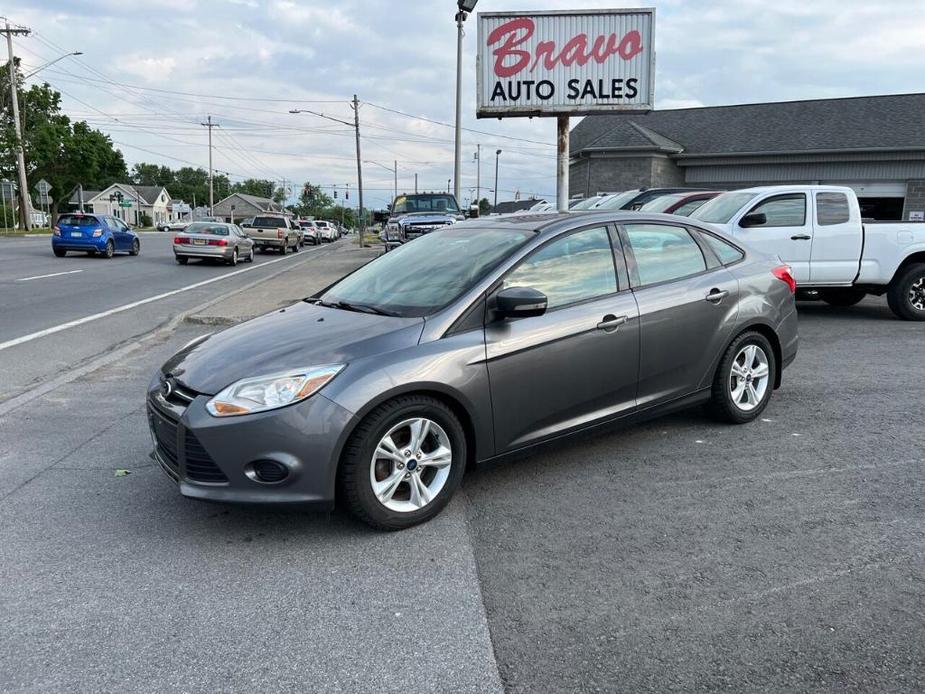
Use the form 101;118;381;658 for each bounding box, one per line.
887;263;925;321
339;395;467;530
246;248;254;263
707;331;776;424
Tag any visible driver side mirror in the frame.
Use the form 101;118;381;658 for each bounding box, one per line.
495;286;548;319
739;212;767;228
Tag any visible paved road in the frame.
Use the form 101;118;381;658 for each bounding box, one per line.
0;234;332;401
0;242;922;694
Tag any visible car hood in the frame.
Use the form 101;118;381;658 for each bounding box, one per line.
162;301;425;394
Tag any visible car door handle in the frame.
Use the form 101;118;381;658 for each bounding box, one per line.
705;289;729;304
790;234;811;241
597;314;628;331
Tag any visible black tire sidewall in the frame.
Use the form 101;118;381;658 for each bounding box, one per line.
341;397;467;530
711;331;776;423
889;264;925;321
104;241;114;258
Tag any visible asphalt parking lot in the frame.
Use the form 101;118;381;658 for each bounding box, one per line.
1;246;922;693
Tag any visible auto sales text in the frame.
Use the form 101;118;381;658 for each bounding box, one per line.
489;77;639;103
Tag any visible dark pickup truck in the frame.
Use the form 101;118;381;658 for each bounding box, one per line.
380;193;465;251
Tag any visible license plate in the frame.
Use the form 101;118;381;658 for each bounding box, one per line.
70;232;82;238
193;239;206;245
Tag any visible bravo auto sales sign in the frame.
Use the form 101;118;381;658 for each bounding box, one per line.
477;9;655;117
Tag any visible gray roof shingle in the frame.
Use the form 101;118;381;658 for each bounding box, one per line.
571;93;925;157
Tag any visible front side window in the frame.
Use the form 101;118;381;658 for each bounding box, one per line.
624;224;707;286
746;194;807;227
816;192;851;225
502;226;617;310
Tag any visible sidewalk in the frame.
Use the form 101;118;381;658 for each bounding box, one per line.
188;241;381;326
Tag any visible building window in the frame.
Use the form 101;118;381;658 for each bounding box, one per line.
816;192;851;225
745;194;807;227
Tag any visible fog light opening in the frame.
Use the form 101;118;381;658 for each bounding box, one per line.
246;460;290;484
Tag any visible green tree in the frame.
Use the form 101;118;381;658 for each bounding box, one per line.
231;178;274;198
1;61;128;223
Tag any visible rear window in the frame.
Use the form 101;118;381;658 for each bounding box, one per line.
57;215;100;227
184;223;229;236
252;216;287;228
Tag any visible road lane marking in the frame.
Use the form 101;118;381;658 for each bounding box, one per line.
16;270;84;282
0;249;316;352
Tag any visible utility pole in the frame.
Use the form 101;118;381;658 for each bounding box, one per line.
201;115;218;214
394;160;398;202
414;173;418;194
494;149;502;210
3;20;32;231
351;95;364;246
475;144;481;210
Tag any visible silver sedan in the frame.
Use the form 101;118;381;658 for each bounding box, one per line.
173;222;255;266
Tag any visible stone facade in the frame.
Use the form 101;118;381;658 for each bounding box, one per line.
901;180;925;221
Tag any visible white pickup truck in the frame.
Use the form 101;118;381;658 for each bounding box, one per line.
689;185;925;320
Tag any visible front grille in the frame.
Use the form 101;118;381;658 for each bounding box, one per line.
184;431;228;484
162;377;199;409
148;405;180;474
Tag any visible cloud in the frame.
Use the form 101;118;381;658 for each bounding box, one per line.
6;0;925;208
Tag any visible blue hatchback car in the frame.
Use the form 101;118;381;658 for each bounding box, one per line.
52;213;140;258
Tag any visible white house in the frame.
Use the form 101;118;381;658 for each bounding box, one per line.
68;184;172;226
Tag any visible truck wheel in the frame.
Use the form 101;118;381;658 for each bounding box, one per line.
821;289;865;307
887;263;925;321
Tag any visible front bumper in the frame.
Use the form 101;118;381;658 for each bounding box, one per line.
146;378;356;507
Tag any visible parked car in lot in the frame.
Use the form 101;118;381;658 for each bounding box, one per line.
569;196;604;210
52;213;140;259
592;188;707;211
690;185;925;320
173;222;255;266
381;192;464;251
639;191;721;216
240;215;300;254
148;211;797;530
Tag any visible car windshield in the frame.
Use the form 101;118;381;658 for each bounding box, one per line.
640;194;686;213
570;197;601;210
320;227;532;317
593;190;640;210
184;223;229;236
392;194;460;214
689;192;760;224
252;216;286;228
57;215;100;227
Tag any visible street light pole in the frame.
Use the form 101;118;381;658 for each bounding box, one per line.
475;144;481;209
493;149;501;210
23;51;82;79
453;1;478;205
3;20;32;230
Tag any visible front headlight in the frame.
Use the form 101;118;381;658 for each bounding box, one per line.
206;364;345;417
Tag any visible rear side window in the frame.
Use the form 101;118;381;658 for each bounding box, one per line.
816;193;851;225
624;224;707;286
746;194;806;227
699;232;745;265
502;226;617;310
57;215;100;227
673;198;709;216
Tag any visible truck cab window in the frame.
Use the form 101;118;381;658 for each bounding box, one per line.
746;194;807;227
816;193;851;225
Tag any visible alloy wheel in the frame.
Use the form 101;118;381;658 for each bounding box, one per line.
729;344;770;412
369;417;452;513
909;276;925;311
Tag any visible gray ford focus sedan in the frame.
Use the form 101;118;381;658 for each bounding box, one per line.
147;212;798;530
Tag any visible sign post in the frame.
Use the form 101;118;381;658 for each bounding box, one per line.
477;9;655;211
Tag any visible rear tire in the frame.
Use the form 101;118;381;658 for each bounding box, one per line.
228;248;238;266
102;240;114;259
176;256;188;265
129;239;140;256
338;395;467;531
53;248;66;257
707;331;776;424
887;263;925;321
821;289;865;307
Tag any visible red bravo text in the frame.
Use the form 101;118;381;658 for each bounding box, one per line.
487;17;644;79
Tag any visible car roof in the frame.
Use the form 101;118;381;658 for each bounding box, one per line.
454;210;721;237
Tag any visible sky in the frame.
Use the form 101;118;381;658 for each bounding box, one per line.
5;0;925;209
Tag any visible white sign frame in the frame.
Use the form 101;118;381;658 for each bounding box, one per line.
476;8;655;119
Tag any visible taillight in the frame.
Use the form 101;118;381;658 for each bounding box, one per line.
53;226;61;236
772;265;796;293
174;236;189;244
207;238;228;246
277;230;285;239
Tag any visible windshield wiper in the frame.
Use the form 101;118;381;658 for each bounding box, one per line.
305;298;399;317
